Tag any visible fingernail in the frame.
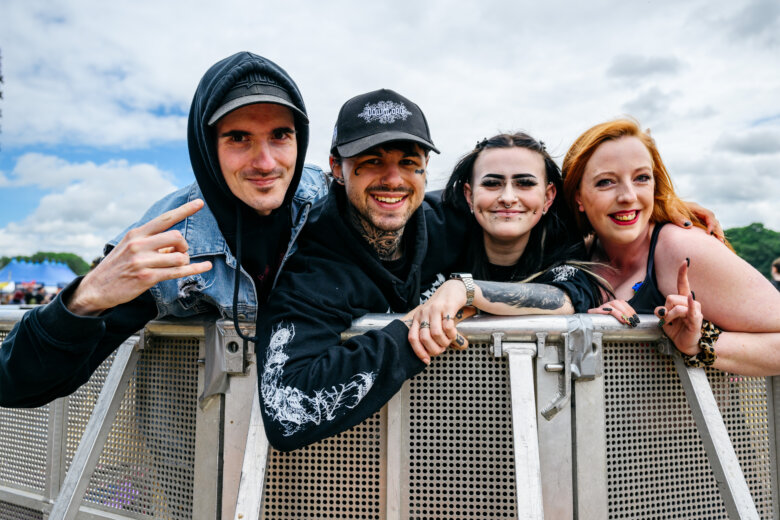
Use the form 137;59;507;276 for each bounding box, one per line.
603;307;612;312
621;314;629;324
632;314;639;326
684;221;692;227
658;308;666;317
691;290;696;300
424;358;430;365
658;318;665;327
710;231;715;236
686;257;690;267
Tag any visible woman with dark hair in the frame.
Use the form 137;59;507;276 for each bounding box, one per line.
442;132;593;284
407;132;609;359
562;118;780;375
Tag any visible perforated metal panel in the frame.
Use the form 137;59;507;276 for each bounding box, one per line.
66;336;200;519
0;501;43;520
603;340;774;519
405;343;517;519
262;410;386;518
0;329;49;493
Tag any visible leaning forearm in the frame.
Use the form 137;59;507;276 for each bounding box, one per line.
474;281;574;315
708;332;780;377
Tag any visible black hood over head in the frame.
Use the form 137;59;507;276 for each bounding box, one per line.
187;51;309;254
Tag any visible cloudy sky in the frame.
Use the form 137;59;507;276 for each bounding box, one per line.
1;0;778;261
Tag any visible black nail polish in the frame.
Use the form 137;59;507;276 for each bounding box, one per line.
603;307;612;312
632;314;639;324
691;290;696;300
684;221;692;227
658;318;665;328
686;257;690;267
658;308;666;317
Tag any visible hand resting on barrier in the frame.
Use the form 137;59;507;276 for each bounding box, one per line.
406;279;573;364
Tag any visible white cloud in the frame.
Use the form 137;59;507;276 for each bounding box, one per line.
0;0;778;232
668;151;780;230
607;55;684;81
0;154;178;260
715;128;780;155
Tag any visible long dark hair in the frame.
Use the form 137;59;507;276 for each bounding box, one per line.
442;132;599;286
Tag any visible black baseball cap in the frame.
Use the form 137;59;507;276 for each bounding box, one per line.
208;72;308;126
330;89;439;157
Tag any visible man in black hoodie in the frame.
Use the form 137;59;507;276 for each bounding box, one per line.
256;89;466;451
0;52;328;407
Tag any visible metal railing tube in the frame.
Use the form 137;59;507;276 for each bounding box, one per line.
344;313;665;342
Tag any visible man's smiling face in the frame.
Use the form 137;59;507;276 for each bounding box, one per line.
332;142;428;232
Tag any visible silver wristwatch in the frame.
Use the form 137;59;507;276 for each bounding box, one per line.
449;273;475;306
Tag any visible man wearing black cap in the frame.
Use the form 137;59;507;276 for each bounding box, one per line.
256;89;467;451
0;52;328;407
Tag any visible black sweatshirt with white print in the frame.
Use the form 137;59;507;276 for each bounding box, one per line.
256;186;466;451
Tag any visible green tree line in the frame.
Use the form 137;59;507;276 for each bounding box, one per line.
0;252;90;276
726;223;780;280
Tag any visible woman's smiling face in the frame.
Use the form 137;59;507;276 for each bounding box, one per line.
465;147;554;250
576;136;655;246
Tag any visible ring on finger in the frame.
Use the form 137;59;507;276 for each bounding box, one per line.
443;314;452;321
420;321;430;329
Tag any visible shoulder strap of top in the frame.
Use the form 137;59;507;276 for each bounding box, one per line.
645;222;668;280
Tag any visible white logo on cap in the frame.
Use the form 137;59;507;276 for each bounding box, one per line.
357;101;412;124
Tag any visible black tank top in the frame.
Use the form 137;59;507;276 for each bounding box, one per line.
627;222;667;313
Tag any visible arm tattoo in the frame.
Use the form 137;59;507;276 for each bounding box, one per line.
476;281;566;310
348;205;404;261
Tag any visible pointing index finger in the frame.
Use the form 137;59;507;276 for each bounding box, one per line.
677;258;691;297
140;199;204;236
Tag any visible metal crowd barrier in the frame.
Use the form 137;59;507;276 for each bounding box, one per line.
0;308;776;519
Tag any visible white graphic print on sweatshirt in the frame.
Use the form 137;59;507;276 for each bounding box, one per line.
261;323;377;437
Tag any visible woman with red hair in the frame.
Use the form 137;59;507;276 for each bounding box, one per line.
562;118;780;375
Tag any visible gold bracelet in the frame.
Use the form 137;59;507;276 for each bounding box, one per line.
681;320;721;368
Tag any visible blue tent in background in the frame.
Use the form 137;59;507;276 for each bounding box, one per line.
0;259;77;287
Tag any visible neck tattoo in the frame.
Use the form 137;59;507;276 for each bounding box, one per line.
348;206;404;261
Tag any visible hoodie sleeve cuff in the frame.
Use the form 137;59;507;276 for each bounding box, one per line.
33;277;107;346
386;319;427;374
